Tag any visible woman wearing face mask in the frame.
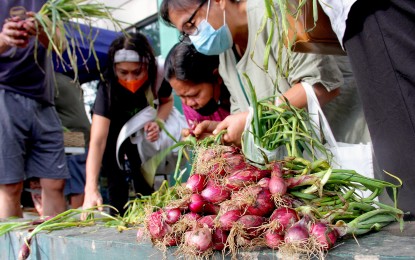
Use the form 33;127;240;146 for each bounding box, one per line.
160;0;346;146
164;42;230;135
82;33;174;216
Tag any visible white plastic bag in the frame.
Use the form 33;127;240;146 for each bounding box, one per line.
116;106;187;186
302;82;374;197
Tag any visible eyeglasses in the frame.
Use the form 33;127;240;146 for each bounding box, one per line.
179;0;208;42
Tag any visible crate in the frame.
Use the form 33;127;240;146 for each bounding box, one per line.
63;132;85;148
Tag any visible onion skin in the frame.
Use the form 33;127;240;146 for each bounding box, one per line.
245;188;275;217
186;174;207;193
17;237;32;260
223;153;247;174
270;162;283;177
285;175;319;189
258;177;270;188
237;215;266;228
209;163;226;177
183;212;201;221
212;229;229;251
198;215;216;229
185;227;213;252
164;238;178;246
236;215;266;238
284;223;310;244
203;203;220;215
269;207;299;232
225;167;271;191
269;176;287;195
231;185;262;201
221;145;240;154
265;229;284;249
189;193;206;213
147;211;171;239
201;182;230;204
197;148;217;163
310;222;339;249
165;208;181;224
284;217;311;245
219;210;243;231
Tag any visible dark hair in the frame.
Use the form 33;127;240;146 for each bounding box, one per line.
160;0;241;27
164;41;220;84
160;0;206;27
105;32;157;89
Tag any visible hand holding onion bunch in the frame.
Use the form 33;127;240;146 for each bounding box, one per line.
16;0;122;81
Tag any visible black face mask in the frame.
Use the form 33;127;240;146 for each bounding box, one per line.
195;98;219;116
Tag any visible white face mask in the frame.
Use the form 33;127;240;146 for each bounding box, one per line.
189;0;233;55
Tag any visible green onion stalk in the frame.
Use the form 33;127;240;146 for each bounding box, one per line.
34;0;125;81
242;80;331;163
12;207;120;260
276;157;404;233
117;178;187;228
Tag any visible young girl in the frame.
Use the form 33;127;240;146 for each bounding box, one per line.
82;33;173;215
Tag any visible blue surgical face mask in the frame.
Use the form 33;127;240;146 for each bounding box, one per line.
189;1;233;56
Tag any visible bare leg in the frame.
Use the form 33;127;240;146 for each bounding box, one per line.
29;179;43;216
0;182;24;218
69;193;85;209
40;178;67;217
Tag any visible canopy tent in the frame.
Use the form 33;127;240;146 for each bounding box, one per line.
54;23;121;84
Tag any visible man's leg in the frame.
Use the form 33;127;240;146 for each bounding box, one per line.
40;178;67;216
28;104;70;217
0;90;29;218
69;193;85;209
0;182;23;218
29;179;43;216
65;153;87;209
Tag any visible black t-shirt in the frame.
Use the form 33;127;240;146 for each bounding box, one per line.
92;79;172;169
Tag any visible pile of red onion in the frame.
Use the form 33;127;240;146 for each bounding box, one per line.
142;145;340;258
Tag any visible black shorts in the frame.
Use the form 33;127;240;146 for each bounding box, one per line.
0;90;70;184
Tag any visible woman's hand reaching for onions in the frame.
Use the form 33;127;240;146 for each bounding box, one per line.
182;120;219;140
213;112;248;147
